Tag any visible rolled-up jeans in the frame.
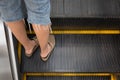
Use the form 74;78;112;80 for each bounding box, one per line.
0;0;51;25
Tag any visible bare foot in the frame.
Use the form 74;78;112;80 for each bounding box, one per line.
25;40;37;55
40;43;51;58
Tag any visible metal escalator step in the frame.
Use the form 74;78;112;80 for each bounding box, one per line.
27;76;111;80
51;18;120;30
25;18;120;31
50;0;120;17
21;34;120;73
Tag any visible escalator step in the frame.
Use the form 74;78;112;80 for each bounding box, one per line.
25;18;120;31
27;76;110;80
21;34;120;73
51;0;120;17
51;18;120;30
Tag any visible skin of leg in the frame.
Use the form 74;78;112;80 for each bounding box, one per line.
5;19;37;54
32;24;51;57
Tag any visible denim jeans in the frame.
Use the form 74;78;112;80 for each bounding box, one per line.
0;0;51;25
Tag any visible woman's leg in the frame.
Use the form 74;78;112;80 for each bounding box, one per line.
32;24;51;58
5;20;37;55
24;0;55;60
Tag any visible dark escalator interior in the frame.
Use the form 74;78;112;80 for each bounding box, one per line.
13;0;120;80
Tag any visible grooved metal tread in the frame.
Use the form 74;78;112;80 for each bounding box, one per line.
21;34;120;73
50;0;120;17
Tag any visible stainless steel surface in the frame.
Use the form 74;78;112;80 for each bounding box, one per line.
0;21;13;80
5;23;20;80
0;20;20;80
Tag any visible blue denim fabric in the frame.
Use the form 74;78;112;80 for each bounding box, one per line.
0;0;51;25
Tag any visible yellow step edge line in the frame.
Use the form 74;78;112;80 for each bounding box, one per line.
18;43;22;64
23;73;27;80
112;73;120;75
23;73;118;80
26;73;111;77
27;30;120;34
111;74;117;80
53;30;120;34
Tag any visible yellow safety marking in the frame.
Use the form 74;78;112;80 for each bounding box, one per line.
26;73;111;77
53;30;120;34
23;73;27;80
27;30;120;34
111;74;117;80
24;73;120;80
18;43;22;63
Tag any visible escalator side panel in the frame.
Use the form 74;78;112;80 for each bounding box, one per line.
0;21;13;80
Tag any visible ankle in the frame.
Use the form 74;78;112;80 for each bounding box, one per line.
24;40;35;50
41;44;49;55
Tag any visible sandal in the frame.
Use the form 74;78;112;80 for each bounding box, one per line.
41;35;55;61
25;37;39;57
